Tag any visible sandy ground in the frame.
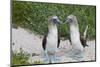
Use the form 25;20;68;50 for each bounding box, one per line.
12;27;96;64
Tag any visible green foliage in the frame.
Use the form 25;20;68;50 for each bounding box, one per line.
12;48;30;65
12;48;43;65
12;1;96;39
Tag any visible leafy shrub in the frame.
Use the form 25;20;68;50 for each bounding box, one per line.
12;1;96;39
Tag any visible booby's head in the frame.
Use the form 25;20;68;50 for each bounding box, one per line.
48;16;61;25
65;15;78;25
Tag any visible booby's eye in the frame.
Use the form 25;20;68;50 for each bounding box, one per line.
68;18;73;22
52;19;57;23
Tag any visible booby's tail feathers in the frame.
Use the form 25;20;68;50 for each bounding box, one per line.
83;25;88;38
80;25;89;47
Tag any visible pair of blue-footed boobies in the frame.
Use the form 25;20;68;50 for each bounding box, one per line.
42;15;88;63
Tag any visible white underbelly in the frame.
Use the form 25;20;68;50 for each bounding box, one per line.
70;25;83;51
46;34;58;52
71;31;80;44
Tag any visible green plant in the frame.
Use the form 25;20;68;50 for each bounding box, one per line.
12;1;96;40
12;48;30;65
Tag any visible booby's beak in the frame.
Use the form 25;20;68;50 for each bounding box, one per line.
65;18;72;24
57;19;62;25
64;18;69;24
53;18;62;25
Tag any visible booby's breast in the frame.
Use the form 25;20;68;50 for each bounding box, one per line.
70;25;83;51
46;25;58;52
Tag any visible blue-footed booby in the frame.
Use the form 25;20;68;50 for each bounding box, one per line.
42;16;61;63
66;15;83;52
64;15;89;60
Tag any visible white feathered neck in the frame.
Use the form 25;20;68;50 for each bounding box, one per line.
48;23;58;35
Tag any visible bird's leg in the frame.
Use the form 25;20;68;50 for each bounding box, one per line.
49;55;52;63
52;50;60;63
49;52;56;63
44;51;50;63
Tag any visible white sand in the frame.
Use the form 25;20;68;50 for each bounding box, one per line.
12;27;96;64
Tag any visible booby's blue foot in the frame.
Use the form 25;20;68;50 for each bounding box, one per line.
50;54;61;63
43;51;50;64
66;49;84;61
54;57;61;63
